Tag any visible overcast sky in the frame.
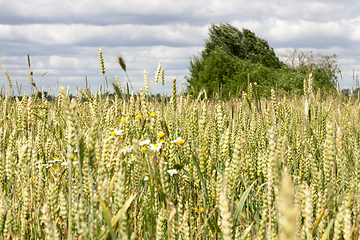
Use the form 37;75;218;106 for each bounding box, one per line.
1;0;360;96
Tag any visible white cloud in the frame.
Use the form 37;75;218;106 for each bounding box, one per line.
0;23;208;47
1;0;360;94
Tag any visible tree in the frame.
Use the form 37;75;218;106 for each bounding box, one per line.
281;48;312;68
353;88;360;98
186;24;284;97
185;23;339;98
202;24;283;68
281;48;340;92
341;89;351;97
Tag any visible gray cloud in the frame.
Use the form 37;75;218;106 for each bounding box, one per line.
1;0;360;95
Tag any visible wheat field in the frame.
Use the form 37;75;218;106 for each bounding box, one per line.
1;57;360;239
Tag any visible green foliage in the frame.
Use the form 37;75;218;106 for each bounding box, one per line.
353;88;360;98
186;49;278;97
186;23;339;98
202;23;283;68
341;89;351;97
309;54;340;91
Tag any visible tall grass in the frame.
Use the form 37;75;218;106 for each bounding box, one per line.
1;60;360;239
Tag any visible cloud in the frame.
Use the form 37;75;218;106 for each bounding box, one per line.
0;23;208;48
1;0;360;94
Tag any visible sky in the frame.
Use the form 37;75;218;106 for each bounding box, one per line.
1;0;360;96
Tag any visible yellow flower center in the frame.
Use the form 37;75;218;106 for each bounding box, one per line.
154;144;159;148
73;157;77;161
135;114;142;120
200;207;204;211
120;118;126;123
110;131;116;136
141;146;147;151
54;168;60;172
30;178;35;182
150;112;156;117
178;139;184;145
54;157;59;161
123;146;127;150
160;140;165;143
158;132;165;138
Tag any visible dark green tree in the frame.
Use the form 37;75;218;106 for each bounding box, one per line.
202;24;283;68
186;23;338;98
185;23;284;97
341;89;351;97
353;88;360;98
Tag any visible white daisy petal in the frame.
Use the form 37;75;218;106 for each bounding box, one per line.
167;169;179;176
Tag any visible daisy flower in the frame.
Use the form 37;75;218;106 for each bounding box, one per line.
110;129;122;139
167;169;178;176
150;142;162;152
45;164;53;168
144;176;149;181
174;137;184;145
158;132;165;139
139;139;150;146
121;145;133;155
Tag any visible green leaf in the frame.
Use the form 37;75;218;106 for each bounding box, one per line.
312;201;328;236
99;198;116;240
191;152;206;189
241;222;253;240
233;178;259;224
97;193;137;240
320;219;334;240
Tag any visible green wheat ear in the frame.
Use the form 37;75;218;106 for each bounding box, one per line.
117;54;134;91
112;82;123;98
4;70;12;89
99;48;105;75
117;54;126;72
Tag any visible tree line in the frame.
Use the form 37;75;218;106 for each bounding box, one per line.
185;23;342;98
